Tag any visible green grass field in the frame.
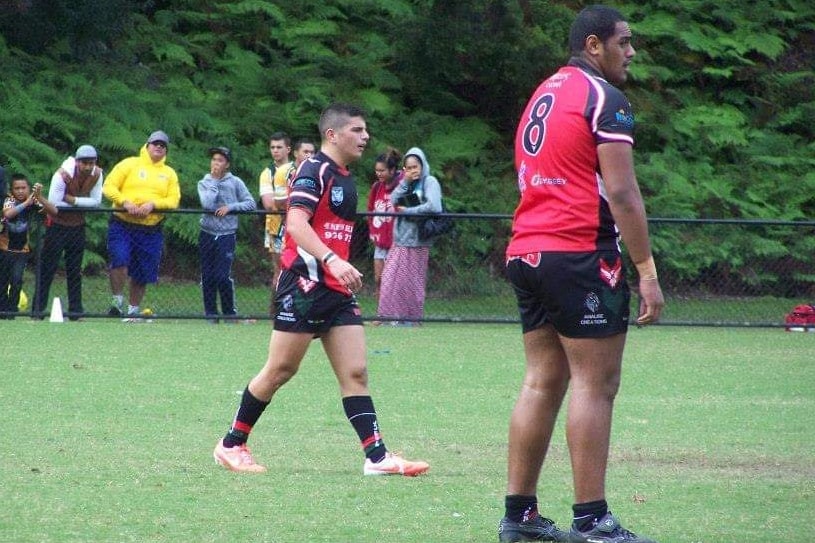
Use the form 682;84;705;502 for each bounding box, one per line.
2;321;813;542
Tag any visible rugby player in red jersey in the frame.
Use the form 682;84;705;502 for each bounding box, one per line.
214;104;429;478
498;6;664;543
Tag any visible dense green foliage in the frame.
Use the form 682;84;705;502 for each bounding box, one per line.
1;1;813;293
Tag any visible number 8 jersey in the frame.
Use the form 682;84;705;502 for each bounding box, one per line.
508;57;635;255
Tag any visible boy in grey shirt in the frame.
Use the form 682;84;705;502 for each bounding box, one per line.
198;146;256;322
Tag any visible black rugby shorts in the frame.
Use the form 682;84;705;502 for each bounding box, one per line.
506;250;631;338
273;270;363;334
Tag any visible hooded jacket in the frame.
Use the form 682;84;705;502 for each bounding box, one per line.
197;171;256;236
102;145;181;226
389;147;442;248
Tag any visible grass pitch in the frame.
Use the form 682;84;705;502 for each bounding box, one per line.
2;321;812;542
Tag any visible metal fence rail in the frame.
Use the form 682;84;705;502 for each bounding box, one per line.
4;208;813;328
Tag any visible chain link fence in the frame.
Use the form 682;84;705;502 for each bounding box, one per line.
5;208;814;327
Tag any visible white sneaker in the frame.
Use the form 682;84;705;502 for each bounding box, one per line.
363;452;429;477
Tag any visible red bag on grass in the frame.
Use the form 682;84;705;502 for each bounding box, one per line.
784;304;815;332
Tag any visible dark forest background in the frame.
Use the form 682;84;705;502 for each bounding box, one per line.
1;1;813;293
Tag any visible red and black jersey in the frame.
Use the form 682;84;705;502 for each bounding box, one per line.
507;58;635;255
281;151;358;294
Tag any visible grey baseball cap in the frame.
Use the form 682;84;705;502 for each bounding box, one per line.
147;130;170;145
208;146;232;162
75;145;98;160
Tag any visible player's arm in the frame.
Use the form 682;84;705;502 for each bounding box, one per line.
598;141;664;325
286;207;362;292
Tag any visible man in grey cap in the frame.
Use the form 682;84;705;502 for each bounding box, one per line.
102;130;180;320
33;144;104;320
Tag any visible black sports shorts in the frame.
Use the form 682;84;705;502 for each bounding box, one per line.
273;270;363;334
506;250;630;338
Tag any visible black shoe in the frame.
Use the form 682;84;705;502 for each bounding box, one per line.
568;512;657;543
499;515;568;542
108;306;122;317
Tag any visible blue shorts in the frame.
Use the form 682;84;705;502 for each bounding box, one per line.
506;250;631;338
107;218;164;285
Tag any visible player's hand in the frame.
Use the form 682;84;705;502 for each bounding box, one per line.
636;278;664;325
328;259;363;293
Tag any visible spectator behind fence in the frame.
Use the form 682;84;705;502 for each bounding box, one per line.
290;137;316;175
376;147;441;326
102;130;181;321
258;131;294;301
33;144;104;321
1;175;57;319
197;146;256;323
366;148;402;308
213;103;429;477
497;6;664;543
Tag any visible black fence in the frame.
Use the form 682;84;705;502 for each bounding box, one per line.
4;207;814;328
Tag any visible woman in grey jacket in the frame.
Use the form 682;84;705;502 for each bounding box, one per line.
198;147;256;321
376;147;442;325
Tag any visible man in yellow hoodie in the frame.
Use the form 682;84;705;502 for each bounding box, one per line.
102;130;181;320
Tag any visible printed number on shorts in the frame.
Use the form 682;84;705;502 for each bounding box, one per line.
521;94;555;155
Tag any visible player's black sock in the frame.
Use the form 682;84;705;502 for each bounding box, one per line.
572;499;608;532
222;387;270;448
505;494;537;523
342;395;387;462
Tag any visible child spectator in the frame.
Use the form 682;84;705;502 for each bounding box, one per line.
198;147;256;322
0;175;57;318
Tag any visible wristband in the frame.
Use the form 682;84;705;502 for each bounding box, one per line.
14;203;26;215
634;256;658;281
321;251;337;265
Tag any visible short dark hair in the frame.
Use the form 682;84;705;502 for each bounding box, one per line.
269;131;290;146
568;5;625;55
293;137;315;152
11;173;29;185
318;103;366;138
